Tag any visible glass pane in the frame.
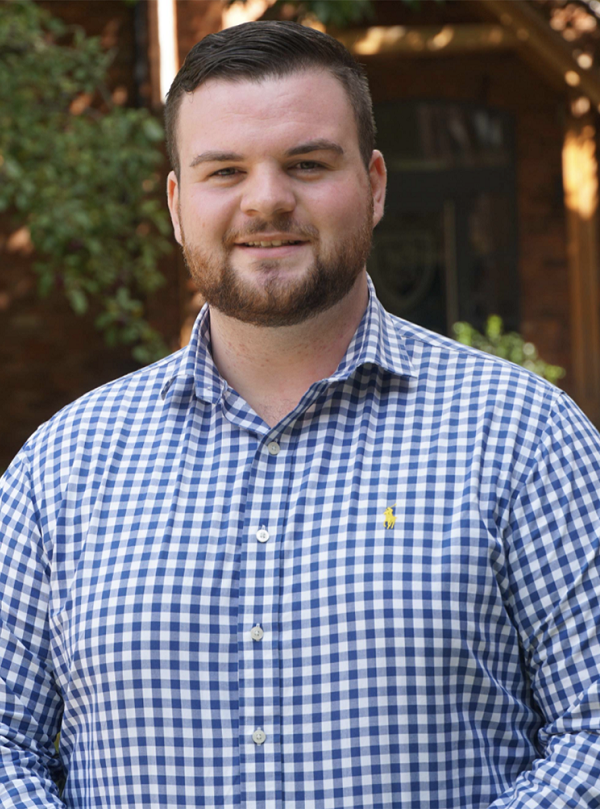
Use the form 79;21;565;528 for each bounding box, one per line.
368;211;447;334
376;102;512;172
460;191;518;331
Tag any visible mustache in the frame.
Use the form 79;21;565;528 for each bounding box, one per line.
223;217;319;247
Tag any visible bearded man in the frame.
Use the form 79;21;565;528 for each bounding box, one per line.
1;20;600;809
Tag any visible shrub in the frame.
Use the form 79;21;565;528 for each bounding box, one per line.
0;1;172;363
452;316;566;385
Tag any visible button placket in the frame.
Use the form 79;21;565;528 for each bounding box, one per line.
238;438;287;804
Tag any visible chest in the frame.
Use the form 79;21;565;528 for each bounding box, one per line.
47;400;513;689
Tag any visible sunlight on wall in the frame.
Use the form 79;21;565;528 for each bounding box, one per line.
428;26;455;51
344;24;511;57
563;125;598;220
352;26;408;55
158;0;178;102
222;0;276;29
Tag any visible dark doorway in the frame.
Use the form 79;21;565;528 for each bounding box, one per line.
369;100;519;335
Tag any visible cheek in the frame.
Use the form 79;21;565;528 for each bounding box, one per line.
315;183;370;238
182;190;235;240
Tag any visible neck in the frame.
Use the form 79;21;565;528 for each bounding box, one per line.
208;273;369;427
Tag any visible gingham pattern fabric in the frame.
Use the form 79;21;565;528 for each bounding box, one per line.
1;277;600;809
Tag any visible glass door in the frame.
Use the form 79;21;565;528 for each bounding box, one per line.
369;100;519;335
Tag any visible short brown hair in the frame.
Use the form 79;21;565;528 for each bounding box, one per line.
164;20;375;178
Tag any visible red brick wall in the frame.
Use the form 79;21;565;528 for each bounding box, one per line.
176;0;223;66
0;223;136;467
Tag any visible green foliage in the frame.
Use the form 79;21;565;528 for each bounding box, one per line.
0;1;173;364
453;316;566;386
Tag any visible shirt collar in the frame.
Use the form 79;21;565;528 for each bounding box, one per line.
159;308;224;404
329;275;414;382
160;274;414;404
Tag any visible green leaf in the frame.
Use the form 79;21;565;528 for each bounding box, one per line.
142;117;165;142
67;288;88;315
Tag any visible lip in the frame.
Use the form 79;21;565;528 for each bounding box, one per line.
235;230;307;246
234;233;308;245
233;239;310;258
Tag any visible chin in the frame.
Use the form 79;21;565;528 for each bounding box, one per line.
183;225;371;328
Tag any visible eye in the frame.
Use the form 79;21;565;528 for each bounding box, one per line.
211;167;240;177
293;161;324;172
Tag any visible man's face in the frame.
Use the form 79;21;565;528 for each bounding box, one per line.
167;69;386;327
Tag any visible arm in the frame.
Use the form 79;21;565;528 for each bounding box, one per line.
0;449;65;807
489;393;600;809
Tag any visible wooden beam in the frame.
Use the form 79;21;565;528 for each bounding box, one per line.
336;24;518;57
481;0;600;108
562;117;600;423
145;0;162;110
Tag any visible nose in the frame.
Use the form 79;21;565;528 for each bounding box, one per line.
240;165;296;218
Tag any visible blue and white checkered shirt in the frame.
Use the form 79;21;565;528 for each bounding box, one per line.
2;278;600;809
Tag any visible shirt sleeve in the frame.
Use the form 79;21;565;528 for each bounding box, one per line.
488;392;600;808
0;448;65;808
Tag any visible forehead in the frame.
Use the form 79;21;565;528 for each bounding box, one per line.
176;69;359;160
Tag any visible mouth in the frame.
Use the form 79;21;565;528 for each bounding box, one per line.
236;238;307;248
232;236;311;260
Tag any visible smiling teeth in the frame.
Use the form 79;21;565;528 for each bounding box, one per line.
244;240;299;247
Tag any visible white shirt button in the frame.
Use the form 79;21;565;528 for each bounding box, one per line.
256;528;270;543
267;441;280;456
252;728;266;745
250;625;264;641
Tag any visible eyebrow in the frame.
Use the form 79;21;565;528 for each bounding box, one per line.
285;139;344;158
189;150;243;168
189;139;344;169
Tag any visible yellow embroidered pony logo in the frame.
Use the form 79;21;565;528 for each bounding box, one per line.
383;503;396;529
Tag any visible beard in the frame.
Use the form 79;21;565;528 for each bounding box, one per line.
180;199;374;328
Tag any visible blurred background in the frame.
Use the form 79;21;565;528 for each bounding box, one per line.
2;0;600;470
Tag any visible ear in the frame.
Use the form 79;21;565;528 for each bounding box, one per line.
167;170;183;245
368;150;387;228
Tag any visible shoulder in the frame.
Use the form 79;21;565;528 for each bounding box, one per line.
379;312;581;466
19;348;189;478
49;346;184;420
384;314;600;525
390;312;561;410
